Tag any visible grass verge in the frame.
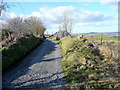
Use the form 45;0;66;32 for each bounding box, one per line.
59;37;120;89
2;37;44;71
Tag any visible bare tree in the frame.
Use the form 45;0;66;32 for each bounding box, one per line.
0;0;9;16
7;16;46;38
7;17;24;37
1;16;46;45
24;16;46;37
59;9;73;34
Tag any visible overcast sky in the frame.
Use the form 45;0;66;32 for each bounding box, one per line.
1;0;119;34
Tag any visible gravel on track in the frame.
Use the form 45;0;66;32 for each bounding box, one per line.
2;38;65;89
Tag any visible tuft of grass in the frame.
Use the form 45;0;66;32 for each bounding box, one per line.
59;37;85;55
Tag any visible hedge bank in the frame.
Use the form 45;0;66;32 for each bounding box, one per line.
2;37;44;71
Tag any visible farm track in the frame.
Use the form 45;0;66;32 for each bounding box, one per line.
2;39;65;89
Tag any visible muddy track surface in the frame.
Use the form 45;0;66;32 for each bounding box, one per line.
2;39;65;89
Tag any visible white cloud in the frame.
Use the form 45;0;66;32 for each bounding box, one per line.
73;9;114;23
1;12;16;20
36;6;115;26
5;6;115;24
38;6;76;25
76;22;116;27
31;11;42;17
100;0;118;11
1;5;116;33
20;6;115;30
6;12;16;19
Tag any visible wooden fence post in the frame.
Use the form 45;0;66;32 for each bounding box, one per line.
101;33;103;45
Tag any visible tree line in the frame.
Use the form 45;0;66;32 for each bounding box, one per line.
1;16;46;46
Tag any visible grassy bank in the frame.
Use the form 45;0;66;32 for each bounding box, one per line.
2;37;44;71
59;37;120;89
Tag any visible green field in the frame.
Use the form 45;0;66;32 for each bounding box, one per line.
74;32;120;41
88;37;120;41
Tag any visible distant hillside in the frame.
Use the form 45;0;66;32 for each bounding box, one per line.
72;32;120;39
89;32;120;34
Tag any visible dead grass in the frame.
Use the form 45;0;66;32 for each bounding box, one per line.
60;37;120;89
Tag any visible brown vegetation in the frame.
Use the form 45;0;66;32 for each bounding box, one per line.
59;37;120;89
